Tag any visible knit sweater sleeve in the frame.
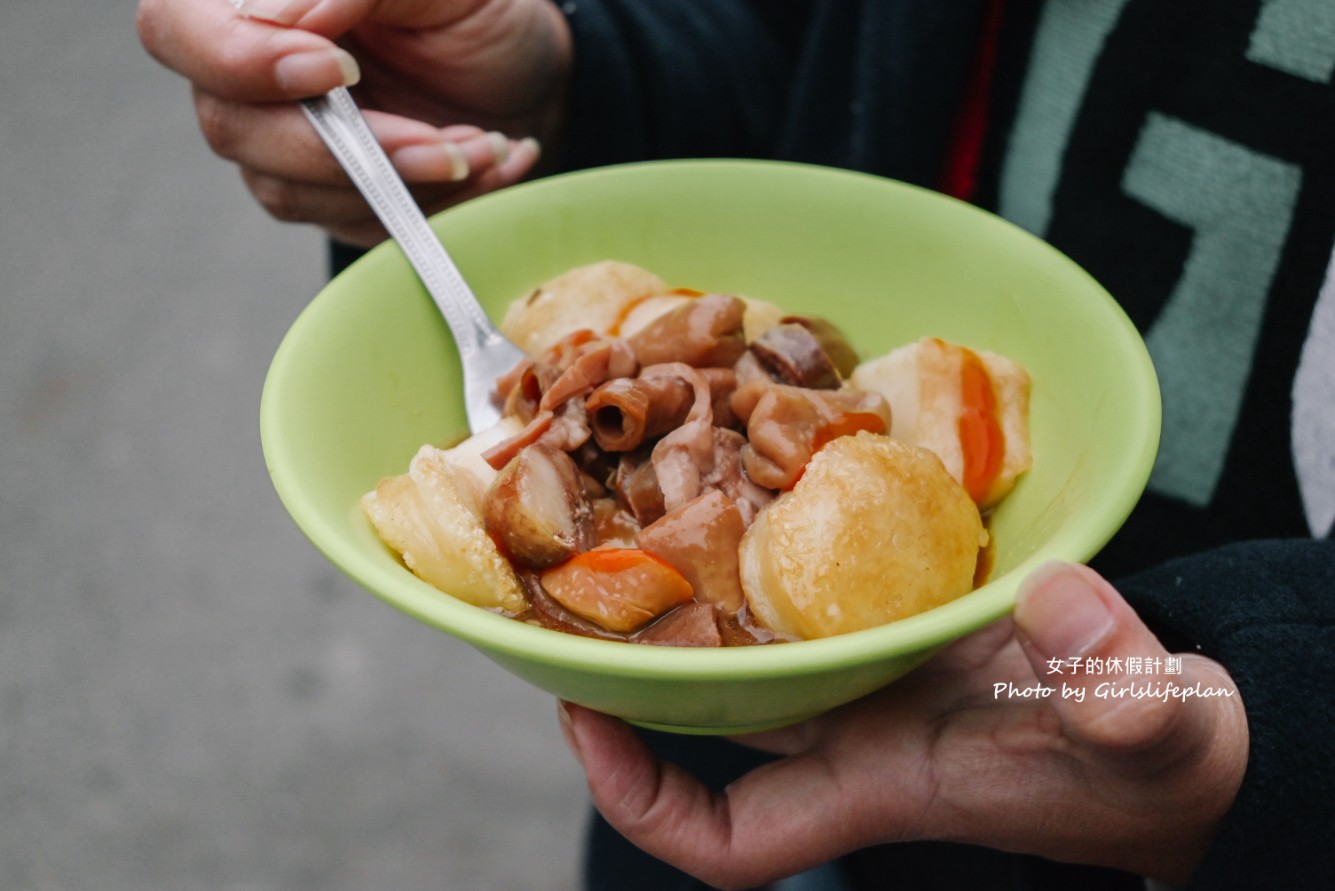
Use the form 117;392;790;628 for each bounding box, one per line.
1116;538;1335;889
554;0;808;170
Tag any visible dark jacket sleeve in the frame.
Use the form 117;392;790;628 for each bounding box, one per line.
1117;538;1335;889
556;0;808;170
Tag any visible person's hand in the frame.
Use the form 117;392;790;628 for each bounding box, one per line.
558;561;1249;889
137;0;570;245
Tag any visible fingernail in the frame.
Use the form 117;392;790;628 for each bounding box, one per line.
1014;561;1115;658
444;142;471;180
391;142;470;182
557;701;584;766
236;0;306;25
518;136;542;162
486;131;511;166
274;48;361;94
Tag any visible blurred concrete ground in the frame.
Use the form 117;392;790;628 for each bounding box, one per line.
0;2;588;889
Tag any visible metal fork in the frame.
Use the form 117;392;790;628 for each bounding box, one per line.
226;0;522;430
301;87;527;433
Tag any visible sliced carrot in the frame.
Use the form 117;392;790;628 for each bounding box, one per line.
539;548;695;633
789;411;890;488
578;547;674;574
811;410;890;453
957;348;1004;504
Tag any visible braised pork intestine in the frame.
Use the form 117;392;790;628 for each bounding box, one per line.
363;262;1032;645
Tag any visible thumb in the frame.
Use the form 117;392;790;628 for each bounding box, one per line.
1013;561;1238;767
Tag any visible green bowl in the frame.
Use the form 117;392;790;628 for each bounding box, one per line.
260;159;1160;734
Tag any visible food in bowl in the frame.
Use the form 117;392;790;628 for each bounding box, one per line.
739;432;987;640
362;260;1032;646
261;160;1160;732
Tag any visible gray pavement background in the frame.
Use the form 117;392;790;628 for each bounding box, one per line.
0;3;588;889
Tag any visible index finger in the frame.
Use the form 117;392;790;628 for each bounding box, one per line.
137;0;357;101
